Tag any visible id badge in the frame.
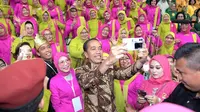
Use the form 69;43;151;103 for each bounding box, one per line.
72;96;82;112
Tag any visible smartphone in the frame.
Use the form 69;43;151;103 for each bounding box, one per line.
137;89;147;97
122;38;144;51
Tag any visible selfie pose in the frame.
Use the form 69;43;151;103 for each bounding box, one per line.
133;55;177;111
50;52;84;112
75;38;146;112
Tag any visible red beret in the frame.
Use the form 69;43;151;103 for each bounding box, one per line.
0;58;46;109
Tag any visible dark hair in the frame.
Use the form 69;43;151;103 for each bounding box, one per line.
25;21;34;28
149;0;158;5
174;43;200;70
70;7;77;12
196;8;200;17
0;58;6;65
189;0;196;5
176;12;186;19
83;38;99;52
14;42;32;60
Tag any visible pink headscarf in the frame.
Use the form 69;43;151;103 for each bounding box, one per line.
84;0;95;8
180;23;192;34
47;0;56;10
19;5;31;20
134;25;145;38
97;24;110;39
113;0;123;8
140;103;194;112
68;7;79;20
119;53;134;67
103;9;113;23
41;28;53;42
137;13;149;24
148;55;172;84
0;23;11;65
0;23;9;40
97;25;111;53
53;52;72;76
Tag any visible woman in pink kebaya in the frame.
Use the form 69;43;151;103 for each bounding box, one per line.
50;52;84;112
134;55;178;111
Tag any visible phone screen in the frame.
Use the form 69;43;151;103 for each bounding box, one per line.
135;43;143;49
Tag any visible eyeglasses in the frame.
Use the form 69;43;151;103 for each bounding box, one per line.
80;32;88;34
44;33;52;36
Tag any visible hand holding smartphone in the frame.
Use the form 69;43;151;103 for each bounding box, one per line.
137;89;147;97
122;38;144;51
137;89;147;104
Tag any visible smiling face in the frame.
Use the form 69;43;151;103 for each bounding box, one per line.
135;26;143;37
25;23;34;36
149;60;164;79
37;43;52;60
102;27;109;37
86;0;92;5
139;14;145;22
48;0;54;7
120;29;128;38
99;0;105;8
151;0;157;6
43;30;53;42
119;54;131;68
19;45;33;60
175;58;200;92
177;13;184;20
163;14;170;22
80;28;89;40
22;7;30;17
0;25;5;36
84;40;103;64
114;0;120;5
165;34;174;45
118;13;125;21
58;56;71;72
43;12;49;22
104;11;110;20
90;10;96;19
181;24;189;32
130;1;136;9
70;10;77;18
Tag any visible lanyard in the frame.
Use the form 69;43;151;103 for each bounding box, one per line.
45;62;57;74
64;74;76;97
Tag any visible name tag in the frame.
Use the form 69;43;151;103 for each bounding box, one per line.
72;96;82;112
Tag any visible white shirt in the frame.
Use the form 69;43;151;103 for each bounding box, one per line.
157;1;169;15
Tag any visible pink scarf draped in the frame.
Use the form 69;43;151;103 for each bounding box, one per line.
53;52;71;75
97;25;111;53
0;23;11;65
41;29;60;58
148;55;172;84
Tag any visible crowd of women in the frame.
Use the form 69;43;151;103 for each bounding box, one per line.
0;0;200;112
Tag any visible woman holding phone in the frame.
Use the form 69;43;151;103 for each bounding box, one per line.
133;55;177;111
